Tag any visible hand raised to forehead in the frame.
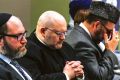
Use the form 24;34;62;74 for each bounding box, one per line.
104;28;119;52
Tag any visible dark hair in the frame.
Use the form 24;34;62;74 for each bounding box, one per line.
74;9;90;25
86;14;108;25
0;24;8;39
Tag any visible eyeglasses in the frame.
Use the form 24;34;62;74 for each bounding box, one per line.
47;28;67;36
0;31;27;41
100;23;113;39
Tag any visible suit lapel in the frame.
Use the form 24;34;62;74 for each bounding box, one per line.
6;65;24;80
75;26;103;57
0;59;24;80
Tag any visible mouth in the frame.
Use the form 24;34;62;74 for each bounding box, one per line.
58;41;64;44
19;46;26;51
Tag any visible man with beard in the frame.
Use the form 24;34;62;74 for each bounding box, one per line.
17;11;84;80
65;1;120;80
0;13;32;80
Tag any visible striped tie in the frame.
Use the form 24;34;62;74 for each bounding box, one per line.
10;60;28;80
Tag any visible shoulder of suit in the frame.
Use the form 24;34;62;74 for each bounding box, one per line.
0;59;9;67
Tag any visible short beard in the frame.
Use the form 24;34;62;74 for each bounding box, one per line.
14;49;27;59
0;46;27;59
91;29;104;44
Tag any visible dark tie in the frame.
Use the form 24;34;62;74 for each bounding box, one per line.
10;60;28;80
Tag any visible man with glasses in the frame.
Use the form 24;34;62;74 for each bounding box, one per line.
65;1;120;80
17;11;84;80
0;13;33;80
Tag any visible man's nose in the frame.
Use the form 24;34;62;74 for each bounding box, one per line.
20;36;27;44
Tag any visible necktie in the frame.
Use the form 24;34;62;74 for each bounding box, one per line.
10;60;28;80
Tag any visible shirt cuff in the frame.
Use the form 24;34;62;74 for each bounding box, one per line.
98;42;105;52
63;72;85;80
77;73;85;80
63;72;69;80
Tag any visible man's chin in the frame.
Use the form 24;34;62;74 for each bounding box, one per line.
55;44;62;49
14;49;27;59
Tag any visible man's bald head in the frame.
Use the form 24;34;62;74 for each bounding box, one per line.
36;11;67;29
35;11;67;49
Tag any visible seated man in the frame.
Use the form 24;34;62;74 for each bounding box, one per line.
17;11;84;80
65;1;120;80
0;13;32;80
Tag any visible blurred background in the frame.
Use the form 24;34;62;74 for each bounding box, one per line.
0;0;120;49
0;0;69;34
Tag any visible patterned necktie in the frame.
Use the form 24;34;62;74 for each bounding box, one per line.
10;60;28;80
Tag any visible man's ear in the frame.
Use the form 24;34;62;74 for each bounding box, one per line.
93;21;100;30
41;28;46;33
40;28;47;37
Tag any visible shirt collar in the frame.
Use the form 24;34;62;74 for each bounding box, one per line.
35;32;46;45
79;22;91;37
0;54;11;64
79;23;105;52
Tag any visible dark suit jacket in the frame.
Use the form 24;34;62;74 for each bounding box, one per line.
17;32;77;80
0;59;25;80
65;25;119;80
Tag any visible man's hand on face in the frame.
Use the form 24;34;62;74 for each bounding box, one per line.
104;29;119;52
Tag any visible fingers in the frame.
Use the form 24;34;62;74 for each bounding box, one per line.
74;64;84;76
66;61;81;65
113;29;119;40
104;29;120;42
63;63;75;79
104;28;120;52
75;70;84;77
104;33;108;43
65;61;84;77
74;66;84;74
114;32;120;41
66;61;83;68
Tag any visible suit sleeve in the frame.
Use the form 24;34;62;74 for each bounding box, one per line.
75;42;117;80
0;65;14;80
103;49;119;69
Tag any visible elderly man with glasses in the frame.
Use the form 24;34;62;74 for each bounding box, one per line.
17;11;84;80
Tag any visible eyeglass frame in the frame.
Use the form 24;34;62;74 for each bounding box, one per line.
100;22;113;40
0;31;27;41
46;28;67;37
